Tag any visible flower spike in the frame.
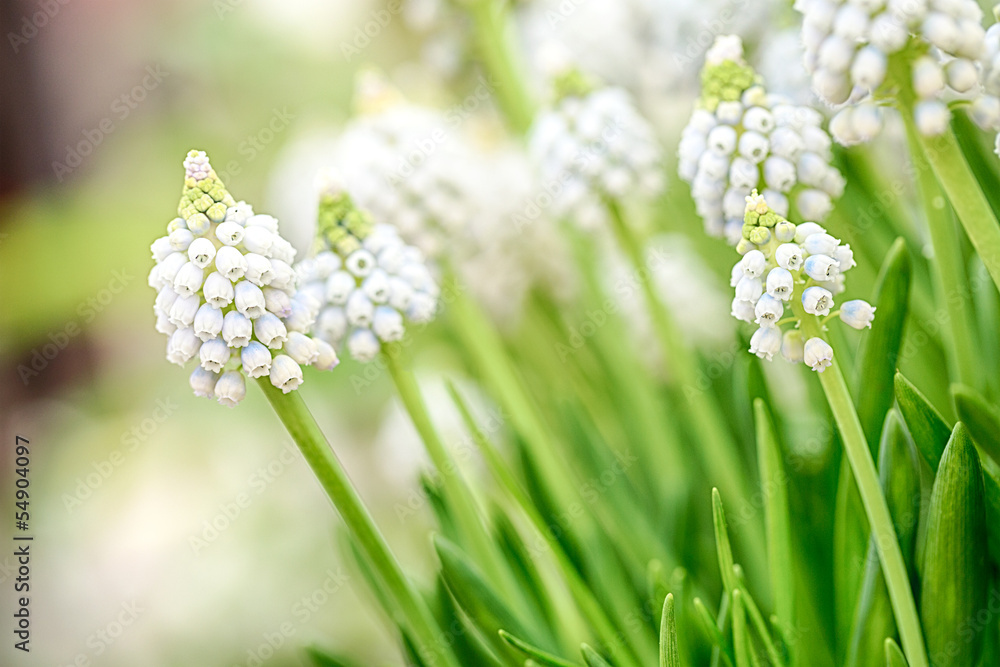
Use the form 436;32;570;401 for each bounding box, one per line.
732;190;874;372
149;150;337;406
680;35;844;244
297;174;439;363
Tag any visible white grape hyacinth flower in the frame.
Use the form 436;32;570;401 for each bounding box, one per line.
298;177;439;364
797;0;1000;142
730;190;874;372
528;68;664;231
148;150;339;407
680;35;844;244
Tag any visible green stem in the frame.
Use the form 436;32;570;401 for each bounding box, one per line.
792;323;928;667
901;111;980;389
384;351;523;607
447;290;648;667
892;61;1000;293
604;200;764;582
605;200;746;497
466;0;535;135
255;379;459;667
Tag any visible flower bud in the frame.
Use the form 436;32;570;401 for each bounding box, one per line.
241;341;272;378
214;371;247;407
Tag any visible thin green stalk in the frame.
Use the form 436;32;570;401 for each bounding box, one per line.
605;200;747;500
892;61;1000;293
793;319;928;667
466;0;535;134
447;383;648;667
447;292;647;667
255;379;459;667
901;111;980;388
384;351;522;609
604;199;764;585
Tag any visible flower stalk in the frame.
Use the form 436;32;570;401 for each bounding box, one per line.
256;378;459;667
794;314;928;667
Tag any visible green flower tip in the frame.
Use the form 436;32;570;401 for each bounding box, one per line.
552;67;598;101
177;149;235;229
699;35;760;111
315;171;373;256
738;190;796;252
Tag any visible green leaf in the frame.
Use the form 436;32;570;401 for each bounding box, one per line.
434;536;545;655
712;488;739;596
753;399;793;639
952;383;1000;467
846;410;921;667
581;644;614;667
894;372;951;470
693;597;735;667
305;646;361;667
885;638;909;667
856;238;912;446
660;593;680;667
732;591;751;667
920;423;988;667
498;631;579;667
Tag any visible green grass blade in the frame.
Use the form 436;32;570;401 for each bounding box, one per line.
581;644;615;667
885;638;909;667
712;488;740;596
920;423;988;666
951;383;1000;466
846;410;921;667
498;631;580;667
660;593;681;667
732;591;751;667
855;238;913;446
435;535;545;653
753;399;794;642
694;597;735;667
894;372;952;470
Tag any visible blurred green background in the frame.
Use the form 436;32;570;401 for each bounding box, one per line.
0;1;473;664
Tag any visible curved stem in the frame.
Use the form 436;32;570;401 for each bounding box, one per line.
384;351;521;604
892;60;1000;294
792;323;928;667
901;110;980;389
466;0;535;135
256;379;459;667
604;201;752;514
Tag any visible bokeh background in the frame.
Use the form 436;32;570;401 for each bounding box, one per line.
0;0;906;665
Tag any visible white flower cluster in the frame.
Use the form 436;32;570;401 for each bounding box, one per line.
328;72;479;259
732;191;875;372
528;76;664;230
796;0;1000;141
297;181;439;363
148;151;339;407
680;35;844;244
